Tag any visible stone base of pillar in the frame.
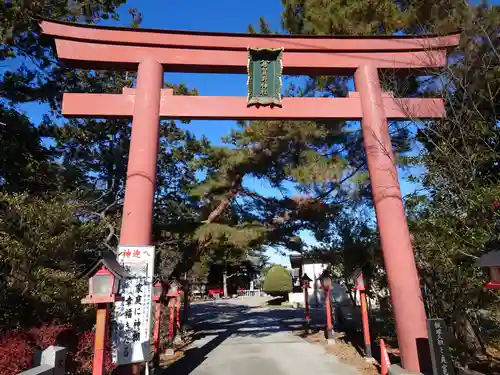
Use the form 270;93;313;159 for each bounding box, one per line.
174;335;183;345
326;338;337;345
388;364;422;375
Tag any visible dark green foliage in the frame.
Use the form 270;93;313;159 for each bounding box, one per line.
263;265;293;294
0;192;103;328
0;0;130;331
0;1;210;332
0;0;127;109
403;4;500;363
272;0;500;367
0;106;59;194
192;118;364;254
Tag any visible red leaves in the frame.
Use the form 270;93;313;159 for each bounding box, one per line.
29;323;72;350
0;331;35;375
492;200;499;211
73;330;116;374
0;323;116;375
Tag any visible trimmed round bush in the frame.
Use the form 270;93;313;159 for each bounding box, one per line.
263;265;292;295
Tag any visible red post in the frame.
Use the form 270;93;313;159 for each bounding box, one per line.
176;294;181;330
168;298;175;346
303;286;310;329
182;281;190;327
380;339;391;375
152;302;161;366
117;58;163;375
360;290;372;358
324;287;333;339
354;64;427;372
93;304;109;375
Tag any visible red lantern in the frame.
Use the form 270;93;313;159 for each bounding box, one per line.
301;273;312;289
81;255;129;304
320;272;332;291
319;270;334;340
352;269;366;291
152;279;164;301
478;251;500;289
79;253;131;375
166;279;180;297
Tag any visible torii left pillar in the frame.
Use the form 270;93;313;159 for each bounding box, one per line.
116;58;163;375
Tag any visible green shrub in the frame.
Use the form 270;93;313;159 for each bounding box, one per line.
263;265;292;295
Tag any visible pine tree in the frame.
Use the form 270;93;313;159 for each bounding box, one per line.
0;2;212;330
404;4;500;363
274;0;500;364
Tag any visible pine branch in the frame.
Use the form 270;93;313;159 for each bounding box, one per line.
197;175;243;255
84;187;123;254
203;198;231;224
314;164;365;201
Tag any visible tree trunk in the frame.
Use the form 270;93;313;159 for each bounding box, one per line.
223;270;228;298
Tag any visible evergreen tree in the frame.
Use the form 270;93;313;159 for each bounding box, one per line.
0;107;59;194
273;0;500;366
404;4;500;364
0;2;211;330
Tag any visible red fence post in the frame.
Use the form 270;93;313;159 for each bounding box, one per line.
92;304;109;375
152;302;161;367
360;290;373;358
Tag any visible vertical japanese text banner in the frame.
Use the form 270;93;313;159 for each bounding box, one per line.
112;245;155;364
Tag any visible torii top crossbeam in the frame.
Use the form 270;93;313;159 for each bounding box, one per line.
41;19;459;121
41;19;458;74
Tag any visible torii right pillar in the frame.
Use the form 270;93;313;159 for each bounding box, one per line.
355;64;427;372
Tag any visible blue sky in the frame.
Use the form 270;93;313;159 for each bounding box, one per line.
7;0;429;267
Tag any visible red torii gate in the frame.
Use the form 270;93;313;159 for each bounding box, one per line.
41;19;459;372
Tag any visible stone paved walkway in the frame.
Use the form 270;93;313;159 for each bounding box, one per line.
162;297;362;375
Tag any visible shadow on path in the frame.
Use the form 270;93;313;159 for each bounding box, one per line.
162;301;309;375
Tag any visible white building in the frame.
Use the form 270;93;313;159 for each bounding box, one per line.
288;254;352;307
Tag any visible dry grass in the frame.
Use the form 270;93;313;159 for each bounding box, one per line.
299;330;380;375
159;328;195;368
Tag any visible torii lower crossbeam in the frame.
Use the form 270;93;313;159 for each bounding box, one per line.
62;89;444;121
